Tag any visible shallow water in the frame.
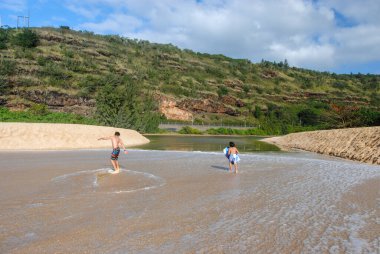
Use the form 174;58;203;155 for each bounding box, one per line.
136;135;280;152
0;150;379;253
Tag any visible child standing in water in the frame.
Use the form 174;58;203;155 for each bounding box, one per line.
98;132;128;174
228;141;240;173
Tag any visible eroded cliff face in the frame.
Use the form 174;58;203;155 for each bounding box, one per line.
6;89;95;116
6;87;245;120
157;94;244;121
262;127;380;165
158;96;193;121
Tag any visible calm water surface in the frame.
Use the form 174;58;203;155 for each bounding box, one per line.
135;135;280;153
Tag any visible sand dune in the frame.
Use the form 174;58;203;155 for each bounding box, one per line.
0;123;149;150
262;127;380;165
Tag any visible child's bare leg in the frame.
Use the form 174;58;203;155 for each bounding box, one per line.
234;163;238;173
115;161;120;172
111;160;118;171
229;162;232;172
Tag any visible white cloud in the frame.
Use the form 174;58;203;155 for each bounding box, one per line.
65;0;380;72
0;0;26;12
269;42;335;69
318;0;380;25
333;25;380;63
80;13;143;34
65;3;101;19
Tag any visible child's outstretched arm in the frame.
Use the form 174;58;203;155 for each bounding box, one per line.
98;136;111;140
119;139;128;154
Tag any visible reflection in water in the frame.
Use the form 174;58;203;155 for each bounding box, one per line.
134;135;280;153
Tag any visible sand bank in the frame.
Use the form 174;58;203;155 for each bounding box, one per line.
262;127;380;165
0;123;149;150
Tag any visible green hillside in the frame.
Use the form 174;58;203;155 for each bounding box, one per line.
0;27;379;134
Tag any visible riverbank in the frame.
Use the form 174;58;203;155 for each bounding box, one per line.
262;127;380;165
0;123;149;150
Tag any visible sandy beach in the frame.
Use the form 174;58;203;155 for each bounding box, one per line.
1;149;379;253
0;123;149;150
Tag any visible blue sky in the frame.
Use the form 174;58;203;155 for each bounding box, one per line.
1;0;380;74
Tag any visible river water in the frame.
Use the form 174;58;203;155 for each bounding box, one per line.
135;135;280;152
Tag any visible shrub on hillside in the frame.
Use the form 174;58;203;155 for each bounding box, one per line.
0;59;16;76
64;58;85;72
178;126;203;134
0;76;11;94
205;66;226;78
161;83;190;97
0;28;10;49
217;86;228;97
332;81;349;90
253;105;263;119
37;55;48;66
78;75;101;95
354;108;380;126
41;62;71;80
205;128;267;136
59;26;70;30
29;104;49;115
96;77;160;133
297;108;320;126
13;29;39;48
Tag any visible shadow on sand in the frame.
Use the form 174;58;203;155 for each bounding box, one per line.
211;165;229;171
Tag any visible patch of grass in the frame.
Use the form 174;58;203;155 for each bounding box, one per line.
206;128;267;135
178;126;203;134
0;106;98;125
0;59;16;75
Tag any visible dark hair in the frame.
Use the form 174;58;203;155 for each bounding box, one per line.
229;141;235;147
115;132;120;136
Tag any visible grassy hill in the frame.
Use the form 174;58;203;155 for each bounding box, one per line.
0;27;379;134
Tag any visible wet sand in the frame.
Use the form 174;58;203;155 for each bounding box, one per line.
0;150;379;253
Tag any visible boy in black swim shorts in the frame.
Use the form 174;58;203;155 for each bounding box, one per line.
111;147;121;161
98;132;127;173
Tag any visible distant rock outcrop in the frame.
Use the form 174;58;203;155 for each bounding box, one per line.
157;94;241;121
11;90;95;116
178;98;239;116
158;96;193;121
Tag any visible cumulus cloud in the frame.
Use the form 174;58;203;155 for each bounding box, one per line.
65;0;380;72
80;13;143;34
65;3;101;19
0;0;26;12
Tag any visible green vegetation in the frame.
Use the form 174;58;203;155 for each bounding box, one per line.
0;27;379;134
0;28;10;49
0;107;98;124
96;76;160;133
176;126;268;135
178;126;203;134
206;128;267;135
13;29;39;48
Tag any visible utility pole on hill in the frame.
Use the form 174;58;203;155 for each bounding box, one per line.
17;16;30;29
